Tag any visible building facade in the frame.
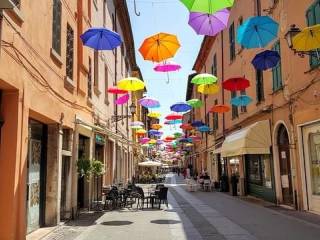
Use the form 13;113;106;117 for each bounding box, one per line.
187;0;320;213
0;0;143;239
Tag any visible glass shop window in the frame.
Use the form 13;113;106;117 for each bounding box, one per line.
309;132;320;195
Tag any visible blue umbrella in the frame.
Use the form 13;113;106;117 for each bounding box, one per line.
230;95;253;106
252;50;280;70
168;120;183;125
198;125;211;132
80;28;122;50
170;102;192;112
149;130;160;135
178;138;192;143
237;16;279;49
191;121;205;127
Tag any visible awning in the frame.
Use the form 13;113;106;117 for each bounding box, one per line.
221;120;271;157
212;147;222;154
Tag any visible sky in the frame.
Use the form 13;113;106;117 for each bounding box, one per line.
127;0;203;136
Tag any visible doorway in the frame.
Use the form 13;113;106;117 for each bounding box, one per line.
26;119;47;233
277;125;293;205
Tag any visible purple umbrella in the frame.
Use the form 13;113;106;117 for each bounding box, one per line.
188;9;230;36
138;97;160;108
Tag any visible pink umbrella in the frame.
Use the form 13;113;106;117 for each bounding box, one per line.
115;93;129;105
154;61;181;72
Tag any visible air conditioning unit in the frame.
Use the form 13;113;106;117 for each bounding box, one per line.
0;0;15;9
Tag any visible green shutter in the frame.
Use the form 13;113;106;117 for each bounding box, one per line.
307;1;320;67
272;41;282;91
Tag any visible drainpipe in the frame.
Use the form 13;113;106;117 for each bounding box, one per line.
221;32;225;135
114;9;118;183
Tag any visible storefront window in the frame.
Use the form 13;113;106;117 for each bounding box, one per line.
249;157;261;184
309;133;320;195
247;155;272;188
262;155;272;188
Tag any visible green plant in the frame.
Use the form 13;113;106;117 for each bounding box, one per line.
77;158;92;179
91;159;105;176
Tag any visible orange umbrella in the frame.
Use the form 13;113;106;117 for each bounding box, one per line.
209;104;230;113
152;124;162;130
139;32;181;62
180;123;193;131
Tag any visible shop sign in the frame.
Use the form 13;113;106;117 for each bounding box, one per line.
95;134;105;144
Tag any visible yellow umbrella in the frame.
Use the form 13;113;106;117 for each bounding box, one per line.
185;143;194;147
117;77;145;91
148;112;161;118
198;84;219;94
151;124;162;130
148;139;157;144
292;24;320;51
136;129;147;134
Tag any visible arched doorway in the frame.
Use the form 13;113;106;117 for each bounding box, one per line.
277;125;293;205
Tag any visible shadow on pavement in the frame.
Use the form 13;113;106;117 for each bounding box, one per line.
150;219;181;224
100;220;133;226
65;211;104;227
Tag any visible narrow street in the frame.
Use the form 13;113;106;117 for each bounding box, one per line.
41;174;320;240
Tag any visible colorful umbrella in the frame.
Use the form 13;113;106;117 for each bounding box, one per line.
188;9;230;36
149;129;160;135
115;93;129;105
222;77;250;91
187;99;203;108
180;0;234;14
237;16;279;49
180;123;193;130
198;84;219;94
292;24;320;51
117;77;145;91
157;140;164;145
139;32;181;62
164;120;182;125
165;113;183;120
191;121;205;127
179;138;192;143
209;104;230;113
173;132;183;138
252;50;280;71
154;61;181;72
198;125;211;132
148;112;161;118
80;28;122;50
130;121;144;126
230;95;253;106
185;143;194;147
165;136;175;141
191;73;217;85
138;97;160;108
148;139;157;145
189;135;202;142
151;124;162;130
107;87;128;94
131;125;143;130
136;129;147;135
170;102;192;112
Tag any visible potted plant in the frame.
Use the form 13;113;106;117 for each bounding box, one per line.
76;157;92;179
91;159;105;202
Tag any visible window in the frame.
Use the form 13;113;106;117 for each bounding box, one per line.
94;51;99;87
88;0;91;20
88;57;92;99
66;24;74;80
255;0;261;16
256;69;264;102
306;0;320;67
309;132;320;195
103;0;106;26
112;13;116;31
211;54;217;76
229;22;236;62
240;89;247;113
105;65;109;104
52;0;62;55
213;99;218;130
238;17;244;50
231;91;238;119
121;45;124;75
62;129;72;151
247;155;273;188
12;0;20;8
272;41;282;91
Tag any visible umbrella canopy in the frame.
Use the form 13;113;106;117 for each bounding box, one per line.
188;9;230;36
252;50;280;71
180;123;193;130
117;77;145;91
191;73;218;85
187;99;203;108
138;97;160;108
185;143;194;147
164;120;182;125
198;125;211;132
107;87;128;94
130;121;144;126
292;24;320;51
148;139;157;145
209;104;230;113
189;135;202;142
115;93;129;105
165;136;176;141
80;27;122;50
173;132;183;138
222;77;250;91
230;95;253;106
139;32;181;62
170;102;192;112
149;129;160;135
198;84;219;94
180;0;234;14
138;161;162;167
151;124;162;130
131;125;143;130
148;112;161;118
154;61;181;72
157;139;164;145
191;121;205;127
136;129;147;135
178;138;192;143
165;113;183;120
237;16;279;49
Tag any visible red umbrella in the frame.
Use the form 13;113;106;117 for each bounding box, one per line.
180;123;193;131
165;113;183;120
107;87;128;94
165;136;175;141
222;77;250;91
209;104;230;113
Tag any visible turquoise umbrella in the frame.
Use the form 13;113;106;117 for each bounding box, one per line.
230;95;252;106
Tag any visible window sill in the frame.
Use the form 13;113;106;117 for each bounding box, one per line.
64;76;75;93
50;48;63;67
6;6;24;25
94;86;101;97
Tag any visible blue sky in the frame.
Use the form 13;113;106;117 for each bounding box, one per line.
127;0;203;136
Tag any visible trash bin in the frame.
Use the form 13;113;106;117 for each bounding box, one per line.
231;174;238;196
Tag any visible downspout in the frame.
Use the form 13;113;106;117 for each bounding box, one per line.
114;9;118;183
221;32;225;135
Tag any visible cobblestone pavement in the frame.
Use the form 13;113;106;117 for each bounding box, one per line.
40;174;320;240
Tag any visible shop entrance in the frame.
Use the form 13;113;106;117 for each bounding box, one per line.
277;125;293;205
26;119;47;233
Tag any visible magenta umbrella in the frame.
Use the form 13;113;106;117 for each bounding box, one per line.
115;93;129;105
154;61;181;72
188;9;230;36
138;97;160;108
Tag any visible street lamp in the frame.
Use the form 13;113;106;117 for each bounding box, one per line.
129;102;136;116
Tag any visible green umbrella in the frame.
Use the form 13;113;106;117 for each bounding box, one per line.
180;0;234;14
191;73;218;85
187;99;203;108
174;132;183;138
